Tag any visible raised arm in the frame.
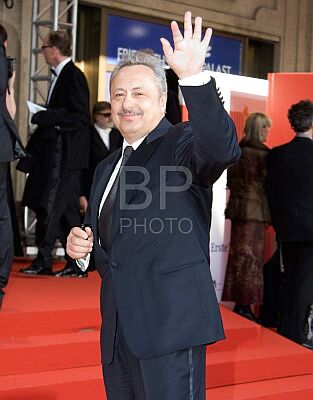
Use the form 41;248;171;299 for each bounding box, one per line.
161;11;240;186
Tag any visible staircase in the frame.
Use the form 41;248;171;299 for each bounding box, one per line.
0;260;312;399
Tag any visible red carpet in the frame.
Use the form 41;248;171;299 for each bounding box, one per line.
0;259;313;399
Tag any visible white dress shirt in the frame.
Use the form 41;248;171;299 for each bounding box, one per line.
94;124;111;150
98;136;146;215
77;136;146;271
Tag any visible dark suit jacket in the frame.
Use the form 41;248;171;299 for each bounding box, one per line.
81;125;122;199
0;45;25;162
267;136;313;241
0;44;26;258
20;60;90;211
85;80;240;363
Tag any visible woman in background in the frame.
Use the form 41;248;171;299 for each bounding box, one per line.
222;112;271;320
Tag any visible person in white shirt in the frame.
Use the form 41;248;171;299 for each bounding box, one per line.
79;101;122;212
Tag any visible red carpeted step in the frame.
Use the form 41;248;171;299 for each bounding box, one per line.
206;374;313;399
2;262;313;399
1;267;101;339
2;322;312;390
218;306;263;350
0;308;101;339
0;330;101;376
206;323;313;388
0;366;106;400
6;268;101;315
2;369;313;400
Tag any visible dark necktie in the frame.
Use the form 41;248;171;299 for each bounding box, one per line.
98;146;133;251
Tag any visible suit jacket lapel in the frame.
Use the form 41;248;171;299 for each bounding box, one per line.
110;129;123;152
93;126;110;155
48;61;73;106
110;118;172;246
91;149;122;241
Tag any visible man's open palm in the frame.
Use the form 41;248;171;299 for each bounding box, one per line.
160;11;212;79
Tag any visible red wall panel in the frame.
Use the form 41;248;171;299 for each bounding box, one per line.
267;73;313;148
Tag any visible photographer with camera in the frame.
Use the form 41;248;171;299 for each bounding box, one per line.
0;24;26;309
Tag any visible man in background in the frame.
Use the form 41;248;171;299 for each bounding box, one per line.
79;101;122;213
19;31;90;277
267;99;313;348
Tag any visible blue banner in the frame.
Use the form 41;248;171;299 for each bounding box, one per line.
107;15;242;74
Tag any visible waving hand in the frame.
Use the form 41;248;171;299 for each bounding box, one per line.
160;11;212;79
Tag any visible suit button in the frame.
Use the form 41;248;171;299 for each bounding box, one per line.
111;261;118;268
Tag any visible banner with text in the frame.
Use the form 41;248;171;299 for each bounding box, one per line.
107;15;242;74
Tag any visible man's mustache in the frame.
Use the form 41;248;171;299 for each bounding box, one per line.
117;110;143;116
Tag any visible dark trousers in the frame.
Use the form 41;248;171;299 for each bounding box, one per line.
35;170;81;269
279;241;313;344
102;321;206;400
0;163;13;290
259;248;282;327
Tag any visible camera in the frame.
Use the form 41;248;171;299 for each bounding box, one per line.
7;56;16;79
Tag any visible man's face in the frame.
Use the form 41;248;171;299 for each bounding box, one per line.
110;65;166;143
41;36;57;66
94;108;114;129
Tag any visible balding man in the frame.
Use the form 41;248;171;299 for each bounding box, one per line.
20;31;90;277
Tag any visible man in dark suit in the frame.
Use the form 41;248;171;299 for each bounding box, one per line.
19;31;90;277
80;101;122;211
0;24;26;308
67;12;240;399
267;99;313;348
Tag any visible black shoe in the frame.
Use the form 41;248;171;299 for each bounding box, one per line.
233;304;256;321
19;264;53;276
301;340;313;350
54;264;87;278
